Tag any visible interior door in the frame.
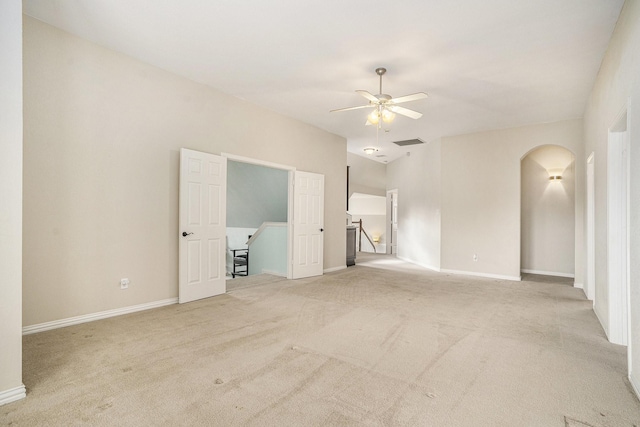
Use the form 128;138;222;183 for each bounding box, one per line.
179;148;227;303
391;191;398;255
292;171;324;279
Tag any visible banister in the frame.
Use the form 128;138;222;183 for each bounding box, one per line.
246;222;287;245
353;219;377;254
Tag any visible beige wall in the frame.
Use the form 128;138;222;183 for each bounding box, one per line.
583;0;640;389
440;120;584;280
521;145;576;276
347;152;387;198
23;17;346;327
0;0;24;404
386;141;442;271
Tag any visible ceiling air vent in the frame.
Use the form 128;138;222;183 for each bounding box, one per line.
392;138;425;147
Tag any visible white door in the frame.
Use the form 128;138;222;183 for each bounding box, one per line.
390;191;398;255
292;171;324;279
179;148;227;303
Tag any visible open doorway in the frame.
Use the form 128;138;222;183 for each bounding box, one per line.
348;192;386;253
520;145;575;278
225;157;291;279
179;150;325;303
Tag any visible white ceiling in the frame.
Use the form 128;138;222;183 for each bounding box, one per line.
23;0;624;163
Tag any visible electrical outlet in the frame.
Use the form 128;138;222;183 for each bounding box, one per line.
473;254;478;262
120;278;130;289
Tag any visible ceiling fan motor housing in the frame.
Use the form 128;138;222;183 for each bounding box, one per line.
375;94;392;103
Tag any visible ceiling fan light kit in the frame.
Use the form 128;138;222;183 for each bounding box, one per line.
331;67;428;129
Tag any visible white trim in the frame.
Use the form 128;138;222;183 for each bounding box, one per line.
396;256;441;272
0;385;26;406
324;265;346;273
594;304;610;341
607;121;629;346
287;171;294;279
573;282;584;290
22;298;178;335
222;153;295;171
586;152;595;301
261;269;286;277
521;269;575;278
440;268;521;281
386;189;398;255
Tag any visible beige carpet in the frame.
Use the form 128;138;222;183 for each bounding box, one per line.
3;254;640;426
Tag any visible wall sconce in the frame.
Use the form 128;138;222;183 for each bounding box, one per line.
548;168;563;182
372;235;380;243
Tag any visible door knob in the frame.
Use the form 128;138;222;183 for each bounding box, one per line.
320;228;324;232
182;231;193;237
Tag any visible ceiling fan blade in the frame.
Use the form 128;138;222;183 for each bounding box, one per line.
388;92;428;104
330;104;374;113
356;90;380;103
388;105;423;119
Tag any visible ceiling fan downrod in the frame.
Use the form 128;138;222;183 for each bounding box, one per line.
375;67;386;95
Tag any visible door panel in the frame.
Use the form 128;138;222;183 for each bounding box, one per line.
292;171;324;279
179;148;227;303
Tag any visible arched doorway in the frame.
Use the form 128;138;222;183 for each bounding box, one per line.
520;145;575;278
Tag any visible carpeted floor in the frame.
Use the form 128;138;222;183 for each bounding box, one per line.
3;254;640;426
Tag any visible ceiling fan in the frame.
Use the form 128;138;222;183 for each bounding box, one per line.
331;67;428;127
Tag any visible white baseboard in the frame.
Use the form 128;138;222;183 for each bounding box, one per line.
440;268;521;281
593;304;610;341
573;282;584;290
396;256;441;272
324;265;347;273
521;269;575;278
261;269;286;277
22;298;178;335
0;385;26;406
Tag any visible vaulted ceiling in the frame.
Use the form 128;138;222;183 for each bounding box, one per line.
23;0;624;162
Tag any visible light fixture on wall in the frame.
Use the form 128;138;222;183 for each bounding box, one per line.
547;167;563;182
372;235;380;243
363;147;378;155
